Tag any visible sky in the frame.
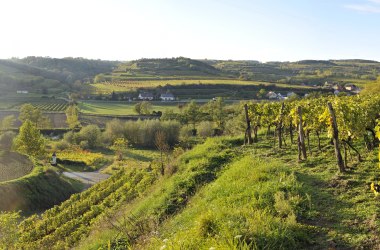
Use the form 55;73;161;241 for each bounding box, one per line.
0;0;379;62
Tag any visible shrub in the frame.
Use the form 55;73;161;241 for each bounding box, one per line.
125;120;180;148
77;125;101;149
52;140;70;151
63;131;75;144
102;119;125;145
197;121;214;137
180;125;193;140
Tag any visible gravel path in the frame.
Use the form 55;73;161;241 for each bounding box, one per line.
62;171;110;185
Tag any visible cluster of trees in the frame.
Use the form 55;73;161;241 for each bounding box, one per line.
0;105;47;157
60;119;180;150
161;98;233;136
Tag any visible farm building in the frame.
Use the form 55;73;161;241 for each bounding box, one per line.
160;93;175;101
138;92;154;101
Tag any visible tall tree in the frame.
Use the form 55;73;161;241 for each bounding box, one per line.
65;105;80;129
19;104;51;128
155;130;170;175
134;101;152;115
183;100;201;132
0;115;16;131
14;120;45;158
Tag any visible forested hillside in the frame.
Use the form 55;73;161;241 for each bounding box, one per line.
0;58;118;95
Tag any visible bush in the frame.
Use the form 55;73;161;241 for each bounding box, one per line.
79;140;90;150
125;120;180;148
197;121;214;137
63;131;75;144
102;119;125;145
180;125;194;140
77;125;101;149
52;140;70;151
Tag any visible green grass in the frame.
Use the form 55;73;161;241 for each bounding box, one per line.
78;101;180;115
101;148;160;174
0;165;83;214
75;133;380;249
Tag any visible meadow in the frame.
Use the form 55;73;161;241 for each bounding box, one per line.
78;100;180;115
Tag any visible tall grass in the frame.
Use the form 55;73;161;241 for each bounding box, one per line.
146;155;310;249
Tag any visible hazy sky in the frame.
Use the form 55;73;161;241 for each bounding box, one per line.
0;0;379;61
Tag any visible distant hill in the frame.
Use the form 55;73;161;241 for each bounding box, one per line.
14;57;118;83
102;57;225;81
0;57;119;96
202;59;380;85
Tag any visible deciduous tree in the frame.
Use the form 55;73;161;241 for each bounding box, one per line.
14;120;45;157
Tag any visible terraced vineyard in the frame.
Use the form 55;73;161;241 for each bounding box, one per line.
31;102;68;112
16;168;155;249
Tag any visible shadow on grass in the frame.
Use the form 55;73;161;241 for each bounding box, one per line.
296;172;369;249
125;151;153;162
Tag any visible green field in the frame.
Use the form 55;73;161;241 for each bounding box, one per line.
93;79;314;94
79;101;180;115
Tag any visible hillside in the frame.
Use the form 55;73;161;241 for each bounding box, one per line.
14;57;118;83
0;57;119;96
0;166;82;213
203;59;380;85
98;57;226;82
9;132;380;249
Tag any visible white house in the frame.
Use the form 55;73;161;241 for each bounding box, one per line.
266;91;278;99
345;84;360;93
160;93;175;101
138;92;154;101
16;90;29;94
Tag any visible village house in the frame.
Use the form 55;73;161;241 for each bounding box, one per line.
345;84;360;93
160;93;175;101
138;92;154;101
16;90;29;94
332;84;344;91
266;91;278;99
323;81;333;89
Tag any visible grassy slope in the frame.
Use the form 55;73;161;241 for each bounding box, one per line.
0;165;83;214
77;134;380;249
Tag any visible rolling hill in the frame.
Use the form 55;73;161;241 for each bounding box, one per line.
0;57;119;96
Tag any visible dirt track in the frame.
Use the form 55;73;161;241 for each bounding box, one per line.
62;171;109;185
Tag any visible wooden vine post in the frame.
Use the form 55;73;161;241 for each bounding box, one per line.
278;103;285;148
327;102;345;173
297;106;307;160
244;104;253;144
